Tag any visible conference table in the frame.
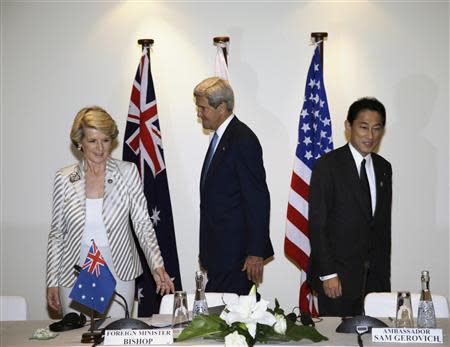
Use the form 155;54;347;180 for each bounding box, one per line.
1;316;448;347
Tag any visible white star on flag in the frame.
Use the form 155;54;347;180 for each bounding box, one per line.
322;118;331;126
301;123;310;132
150;207;161;226
138;287;144;303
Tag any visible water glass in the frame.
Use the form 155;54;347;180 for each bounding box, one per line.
395;291;414;328
172;291;189;336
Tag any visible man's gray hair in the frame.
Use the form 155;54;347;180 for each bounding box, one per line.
193;77;234;112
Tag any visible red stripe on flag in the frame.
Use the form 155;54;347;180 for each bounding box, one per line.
286;203;309;238
284;237;309;270
130;86;140;112
290;172;309;200
299;280;318;317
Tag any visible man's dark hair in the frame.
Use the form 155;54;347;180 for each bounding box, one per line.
347;97;386;126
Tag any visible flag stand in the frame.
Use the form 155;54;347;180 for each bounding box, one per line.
81;310;101;344
213;36;229;65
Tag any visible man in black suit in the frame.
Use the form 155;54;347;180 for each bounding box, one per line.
308;97;392;316
194;77;274;295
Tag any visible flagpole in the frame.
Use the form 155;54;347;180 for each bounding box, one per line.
213;36;229;65
311;32;328;69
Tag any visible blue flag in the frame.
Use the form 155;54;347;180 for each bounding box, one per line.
123;47;182;316
69;240;116;314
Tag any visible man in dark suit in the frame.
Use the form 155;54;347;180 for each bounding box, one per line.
308;97;392;316
194;77;274;295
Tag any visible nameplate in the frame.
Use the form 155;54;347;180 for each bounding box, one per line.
104;329;173;345
372;328;443;344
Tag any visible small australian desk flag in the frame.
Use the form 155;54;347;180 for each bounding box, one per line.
69;240;116;314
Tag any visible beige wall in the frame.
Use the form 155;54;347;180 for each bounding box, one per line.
1;1;449;319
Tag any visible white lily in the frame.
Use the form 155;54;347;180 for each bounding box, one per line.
224;331;248;347
220;285;276;338
273;313;287;334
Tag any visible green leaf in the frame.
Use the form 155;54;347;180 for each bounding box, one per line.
285;324;328;342
176;315;229;341
272;298;285;315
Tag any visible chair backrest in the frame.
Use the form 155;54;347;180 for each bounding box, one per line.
0;296;28;321
364;292;449;318
159;292;239;314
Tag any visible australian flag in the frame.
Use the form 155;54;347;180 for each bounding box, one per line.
123;46;182;316
69;240;116;314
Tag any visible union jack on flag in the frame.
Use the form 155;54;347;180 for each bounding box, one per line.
82;240;106;277
123;45;182;316
284;45;333;316
125;46;165;179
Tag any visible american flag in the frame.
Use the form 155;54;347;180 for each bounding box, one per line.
69;240;116;314
284;45;333;316
123;46;182;316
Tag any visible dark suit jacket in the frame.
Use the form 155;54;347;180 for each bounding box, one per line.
199;116;274;275
308;144;392;299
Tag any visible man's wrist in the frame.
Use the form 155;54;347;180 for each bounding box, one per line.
320;273;338;281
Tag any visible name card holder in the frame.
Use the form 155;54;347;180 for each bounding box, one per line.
372;327;443;344
104;328;173;345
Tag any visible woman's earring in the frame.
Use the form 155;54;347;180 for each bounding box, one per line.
77;144;82;151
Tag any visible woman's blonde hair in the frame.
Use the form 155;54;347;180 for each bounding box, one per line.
70;106;119;147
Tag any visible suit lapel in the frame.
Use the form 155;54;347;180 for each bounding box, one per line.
103;157;122;236
372;155;387;219
70;163;86;216
200;116;238;191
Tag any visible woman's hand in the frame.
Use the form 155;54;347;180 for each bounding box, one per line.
47;287;61;313
152;267;175;295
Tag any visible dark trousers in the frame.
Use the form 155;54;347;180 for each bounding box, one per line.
205;270;254;296
318;293;363;317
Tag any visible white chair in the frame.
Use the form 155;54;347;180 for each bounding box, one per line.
364;292;449;318
0;296;28;321
159;292;239;314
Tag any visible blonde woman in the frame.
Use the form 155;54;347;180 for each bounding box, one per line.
46;106;174;317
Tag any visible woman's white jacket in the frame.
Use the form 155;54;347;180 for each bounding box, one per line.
46;157;163;287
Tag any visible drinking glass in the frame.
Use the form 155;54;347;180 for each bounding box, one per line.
172;291;189;336
395;291;414;328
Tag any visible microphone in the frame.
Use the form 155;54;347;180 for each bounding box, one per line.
335;261;388;333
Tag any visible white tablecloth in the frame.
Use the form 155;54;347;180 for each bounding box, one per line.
1;316;448;347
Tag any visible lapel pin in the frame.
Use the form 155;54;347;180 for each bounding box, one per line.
69;171;80;183
380;181;384;187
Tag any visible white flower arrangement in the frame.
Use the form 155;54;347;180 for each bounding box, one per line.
177;285;327;347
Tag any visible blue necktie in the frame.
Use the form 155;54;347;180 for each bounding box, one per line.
202;132;218;185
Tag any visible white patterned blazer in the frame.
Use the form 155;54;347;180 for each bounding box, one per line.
46;157;164;288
